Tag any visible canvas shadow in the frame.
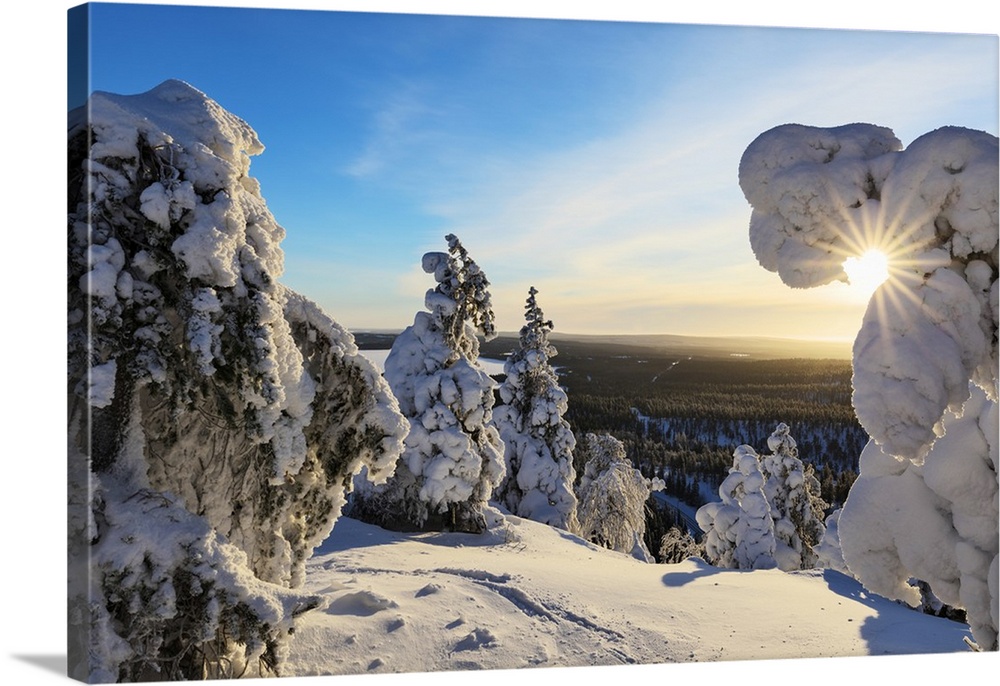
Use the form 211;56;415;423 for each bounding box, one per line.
11;654;66;677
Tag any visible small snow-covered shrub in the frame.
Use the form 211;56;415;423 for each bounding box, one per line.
814;508;851;576
658;526;704;564
696;445;777;570
576;433;665;561
760;423;828;570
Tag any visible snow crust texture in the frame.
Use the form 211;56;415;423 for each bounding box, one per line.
68;80;407;680
285;514;973;677
740;123;999;650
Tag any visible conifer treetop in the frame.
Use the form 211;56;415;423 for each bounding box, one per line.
519;285;555;355
422;234;496;350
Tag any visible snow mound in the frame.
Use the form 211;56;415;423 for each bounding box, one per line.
327;590;400;616
453;627;500;651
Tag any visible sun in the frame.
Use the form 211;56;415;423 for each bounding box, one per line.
842;249;890;298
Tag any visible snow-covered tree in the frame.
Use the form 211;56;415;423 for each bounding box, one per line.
575;433;665;561
353;235;506;533
493;287;579;531
814;508;851;576
67;80;407;680
760;423;828;570
837;390;997;646
739;123;998;649
658;526;704;564
696;445;778;570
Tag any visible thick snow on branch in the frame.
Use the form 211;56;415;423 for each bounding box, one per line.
838;387;998;648
740;124;997;459
738;123;902;288
739;122;998;649
88;470;321;682
853;267;986;459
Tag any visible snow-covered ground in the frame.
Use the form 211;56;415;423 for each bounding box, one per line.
282;510;977;680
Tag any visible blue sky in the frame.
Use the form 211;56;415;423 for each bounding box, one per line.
78;1;999;340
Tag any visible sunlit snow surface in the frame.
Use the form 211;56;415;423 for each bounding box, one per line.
284;514;970;677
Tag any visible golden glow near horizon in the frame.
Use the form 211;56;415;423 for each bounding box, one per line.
842;249;890;300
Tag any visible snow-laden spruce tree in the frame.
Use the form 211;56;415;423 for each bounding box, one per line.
575;433;665;561
739;123;998;649
352;235;506;533
67;80;407;681
760;423;828;570
696;445;778;570
493;286;579;531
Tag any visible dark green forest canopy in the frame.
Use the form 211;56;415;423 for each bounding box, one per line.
357;331;858;426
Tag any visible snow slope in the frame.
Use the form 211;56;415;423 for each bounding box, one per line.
283;511;975;679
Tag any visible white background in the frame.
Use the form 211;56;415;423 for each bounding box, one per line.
3;1;997;684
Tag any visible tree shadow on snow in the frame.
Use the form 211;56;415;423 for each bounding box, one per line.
314;516;411;555
819;569;972;655
857;604;972;655
553;527;609;550
660;557;725;587
409;530;510;549
315;514;508;556
818;568;885;610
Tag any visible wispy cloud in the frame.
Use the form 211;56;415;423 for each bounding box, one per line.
344;83;443;178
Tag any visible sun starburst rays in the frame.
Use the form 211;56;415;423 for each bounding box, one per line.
818;183;937;305
843;249;890;297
